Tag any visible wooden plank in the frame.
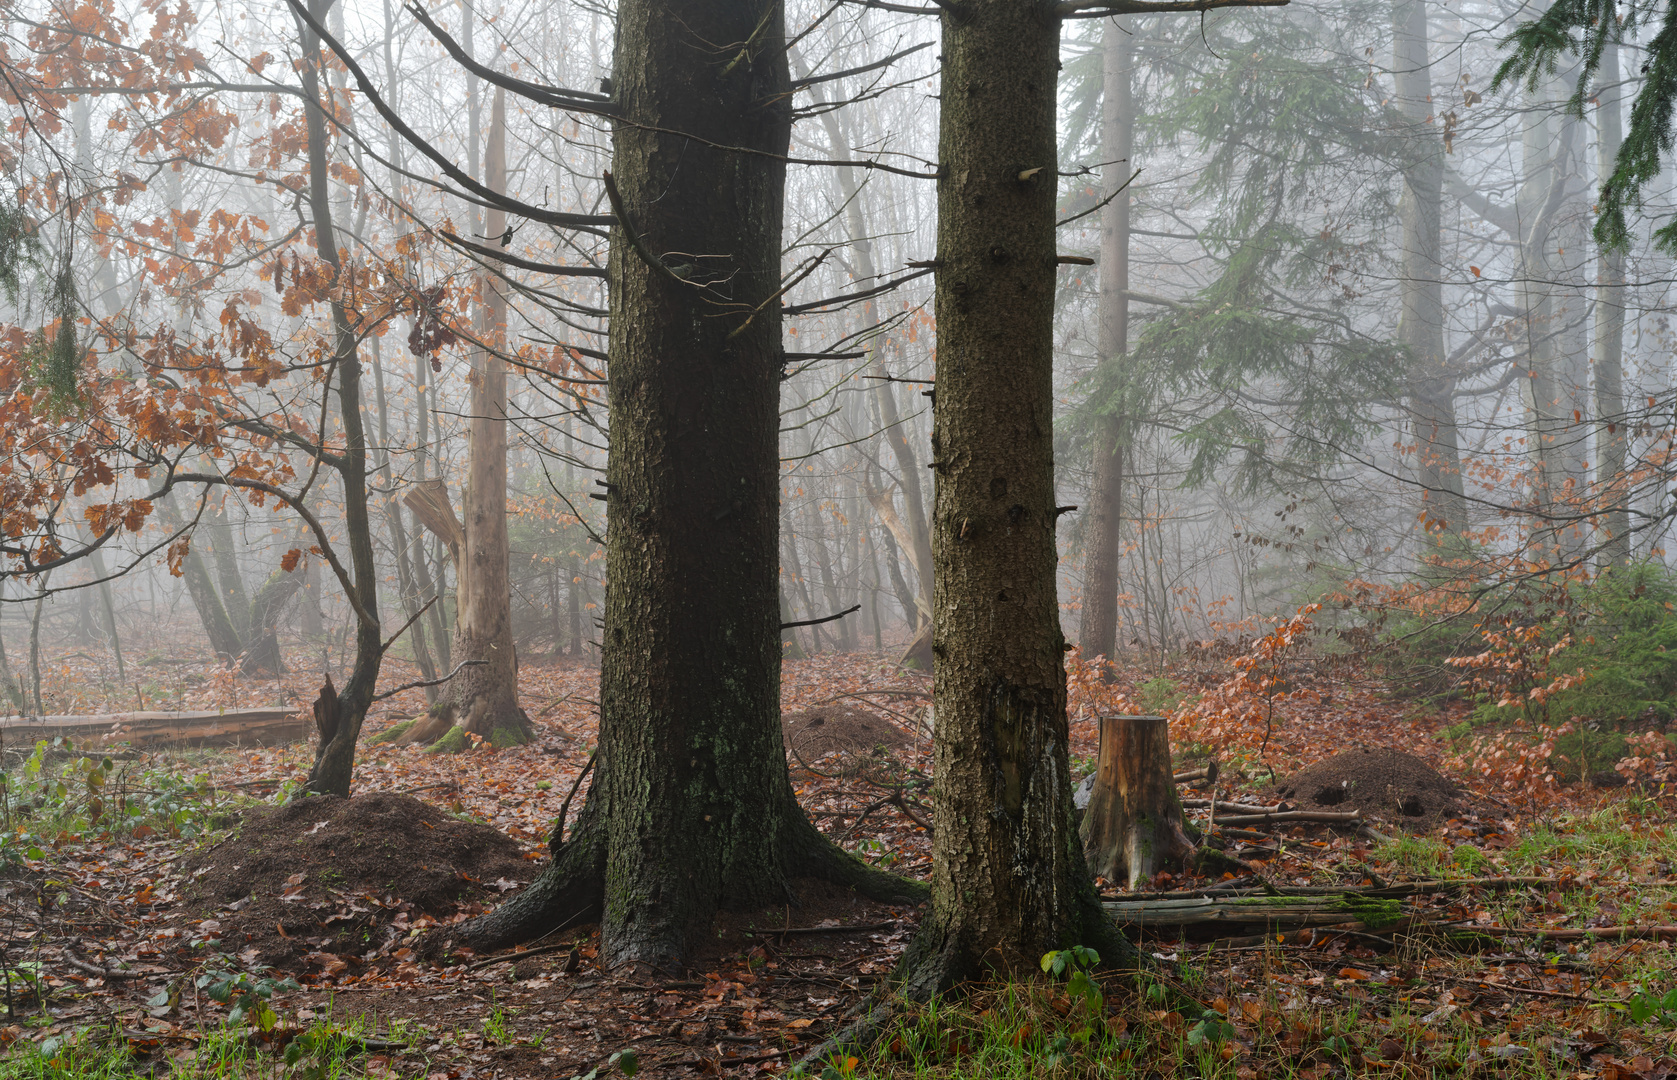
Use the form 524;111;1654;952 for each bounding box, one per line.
0;708;305;749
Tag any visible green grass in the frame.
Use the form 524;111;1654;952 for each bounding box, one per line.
0;1011;406;1080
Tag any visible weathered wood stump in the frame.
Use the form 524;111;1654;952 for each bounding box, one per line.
1080;714;1196;889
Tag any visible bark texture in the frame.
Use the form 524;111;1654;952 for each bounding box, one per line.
449;0;921;969
894;0;1130;1000
1080;18;1132;668
1080;714;1194;889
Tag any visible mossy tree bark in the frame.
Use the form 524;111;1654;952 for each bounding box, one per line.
890;0;1132;1001
447;0;922;969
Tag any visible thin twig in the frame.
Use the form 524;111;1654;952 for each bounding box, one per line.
378;594;438;655
556;752;596;845
370;659;485;702
781;604;861;630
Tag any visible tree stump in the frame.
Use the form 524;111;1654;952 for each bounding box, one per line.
1080;714;1196;889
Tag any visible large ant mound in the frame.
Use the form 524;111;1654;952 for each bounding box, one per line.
177;792;536;973
1271;748;1469;830
783;704;916;767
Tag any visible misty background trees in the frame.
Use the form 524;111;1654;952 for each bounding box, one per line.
2;0;1676;805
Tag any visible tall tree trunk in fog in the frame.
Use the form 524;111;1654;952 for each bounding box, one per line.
1515;76;1589;561
296;0;385;799
1393;0;1467;553
157;495;245;663
1080;18;1131;669
893;0;1128;998
794;63;933;655
405;89;532;748
1594;38;1630;568
208;499;252;642
447;0;918;968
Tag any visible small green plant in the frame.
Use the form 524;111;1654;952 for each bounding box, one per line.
195;956;300;1031
1040;944;1104;1065
1139;676;1190;715
281;1020;373;1080
1623;984;1677;1026
482;999;513;1043
1185;1005;1237;1047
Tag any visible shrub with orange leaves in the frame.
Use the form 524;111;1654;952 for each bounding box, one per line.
1068;605;1323;777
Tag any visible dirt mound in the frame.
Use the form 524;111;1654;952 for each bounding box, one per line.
783;704;915;766
177;792;536;972
1271;748;1467;830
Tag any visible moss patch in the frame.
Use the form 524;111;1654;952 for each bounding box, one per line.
368;718;418;745
425;725;470;754
489;726;529;749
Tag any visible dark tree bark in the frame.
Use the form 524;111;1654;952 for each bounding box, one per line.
295;0;385;798
890;0;1130;1000
1080;18;1132;671
446;0;921;969
1080;714;1194;888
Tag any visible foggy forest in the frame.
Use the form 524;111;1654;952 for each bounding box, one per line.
1;0;1676;1074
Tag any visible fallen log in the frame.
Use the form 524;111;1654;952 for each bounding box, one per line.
1173;761;1219;785
1203;916;1422;951
1470;924;1677;942
0;708;304;750
1113;875;1568;903
1183;798;1284;814
1104;893;1406;932
1213;809;1361;826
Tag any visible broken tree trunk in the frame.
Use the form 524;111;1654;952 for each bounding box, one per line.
1081;714;1195;888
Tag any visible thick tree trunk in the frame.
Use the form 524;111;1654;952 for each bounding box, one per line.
1595;39;1630;568
1080;18;1132;670
1080;714;1194;889
1393;0;1468;554
892;0;1130;1002
423;88;531;748
447;0;920;968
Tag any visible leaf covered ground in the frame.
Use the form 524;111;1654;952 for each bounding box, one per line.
0;635;1673;1080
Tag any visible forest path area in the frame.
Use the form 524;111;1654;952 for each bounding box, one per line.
0;641;1672;1078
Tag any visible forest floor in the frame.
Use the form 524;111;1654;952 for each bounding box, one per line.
0;638;1673;1079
